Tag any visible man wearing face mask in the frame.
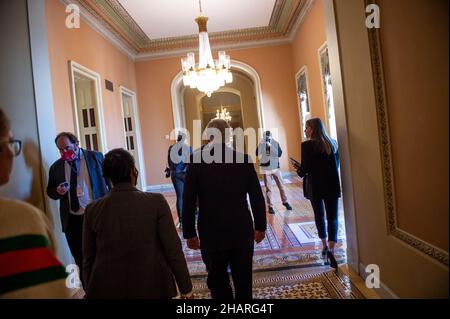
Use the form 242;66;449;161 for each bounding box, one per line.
46;132;108;285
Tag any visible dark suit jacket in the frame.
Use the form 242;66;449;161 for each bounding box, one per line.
182;144;266;252
46;149;108;232
297;140;341;200
82;184;192;299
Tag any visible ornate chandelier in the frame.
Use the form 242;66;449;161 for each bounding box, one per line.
215;106;232;122
181;0;233;97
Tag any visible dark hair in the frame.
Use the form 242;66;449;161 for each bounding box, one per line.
305;117;336;155
0;109;10;140
54;132;79;145
103;148;135;185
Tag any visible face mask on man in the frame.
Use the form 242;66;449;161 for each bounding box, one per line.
61;147;78;162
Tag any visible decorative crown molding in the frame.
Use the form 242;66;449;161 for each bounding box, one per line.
59;0;316;60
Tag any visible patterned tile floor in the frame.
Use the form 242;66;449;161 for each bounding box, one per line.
71;177;359;299
163;175;348;276
189;267;365;299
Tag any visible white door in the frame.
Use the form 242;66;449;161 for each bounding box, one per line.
121;90;145;190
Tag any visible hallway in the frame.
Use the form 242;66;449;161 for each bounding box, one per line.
164;175;357;298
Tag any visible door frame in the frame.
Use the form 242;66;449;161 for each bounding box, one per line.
68;60;108;153
119;86;147;190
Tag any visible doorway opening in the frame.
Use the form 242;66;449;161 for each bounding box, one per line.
69;61;107;153
120;86;147;191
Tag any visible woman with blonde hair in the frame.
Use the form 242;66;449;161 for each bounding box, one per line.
292;117;341;269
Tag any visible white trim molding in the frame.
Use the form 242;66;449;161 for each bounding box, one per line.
145;184;174;192
59;0;316;62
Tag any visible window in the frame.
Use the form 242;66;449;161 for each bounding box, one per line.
296;67;311;141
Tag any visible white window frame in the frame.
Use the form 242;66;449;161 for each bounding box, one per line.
69;61;108;153
295;65;312;142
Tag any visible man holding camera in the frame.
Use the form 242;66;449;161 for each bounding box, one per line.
256;131;292;214
46;132;108;285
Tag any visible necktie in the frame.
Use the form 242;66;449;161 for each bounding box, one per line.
69;160;80;212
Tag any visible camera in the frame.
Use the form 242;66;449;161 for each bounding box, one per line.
164;167;171;178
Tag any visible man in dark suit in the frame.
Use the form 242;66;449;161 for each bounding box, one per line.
182;119;266;300
46;132;107;284
83;149;193;298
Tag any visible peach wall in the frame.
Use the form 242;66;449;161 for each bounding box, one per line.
46;0;137;151
136;44;301;186
291;0;327;125
378;0;449;251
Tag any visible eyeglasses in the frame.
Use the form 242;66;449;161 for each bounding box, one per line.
1;139;22;157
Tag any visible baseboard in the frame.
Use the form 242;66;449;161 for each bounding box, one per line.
146;171;298;191
359;263;399;299
145;184;174;192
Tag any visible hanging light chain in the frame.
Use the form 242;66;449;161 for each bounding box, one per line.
198;0;203;15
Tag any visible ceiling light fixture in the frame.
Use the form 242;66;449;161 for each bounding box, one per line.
181;0;233;97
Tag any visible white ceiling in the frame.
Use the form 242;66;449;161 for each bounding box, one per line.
117;0;276;39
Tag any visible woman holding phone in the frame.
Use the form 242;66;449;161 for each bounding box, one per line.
291;118;341;269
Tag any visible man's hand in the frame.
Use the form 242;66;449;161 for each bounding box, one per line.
254;230;265;244
56;183;69;196
187;237;200;250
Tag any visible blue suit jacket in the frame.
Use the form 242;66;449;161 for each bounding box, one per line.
47;149;108;232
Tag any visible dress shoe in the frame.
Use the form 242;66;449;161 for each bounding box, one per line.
327;250;338;269
268;207;275;214
283;202;293;210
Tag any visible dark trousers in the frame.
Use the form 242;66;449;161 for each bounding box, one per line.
202;245;254;300
171;172;185;221
65;213;84;284
310;197;339;242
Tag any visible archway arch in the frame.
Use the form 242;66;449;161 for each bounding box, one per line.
170;59;266;138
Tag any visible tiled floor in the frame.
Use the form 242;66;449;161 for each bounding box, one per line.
71;177;360;299
162;175;347;273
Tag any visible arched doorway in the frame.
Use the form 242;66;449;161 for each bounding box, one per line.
170;59;266;137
